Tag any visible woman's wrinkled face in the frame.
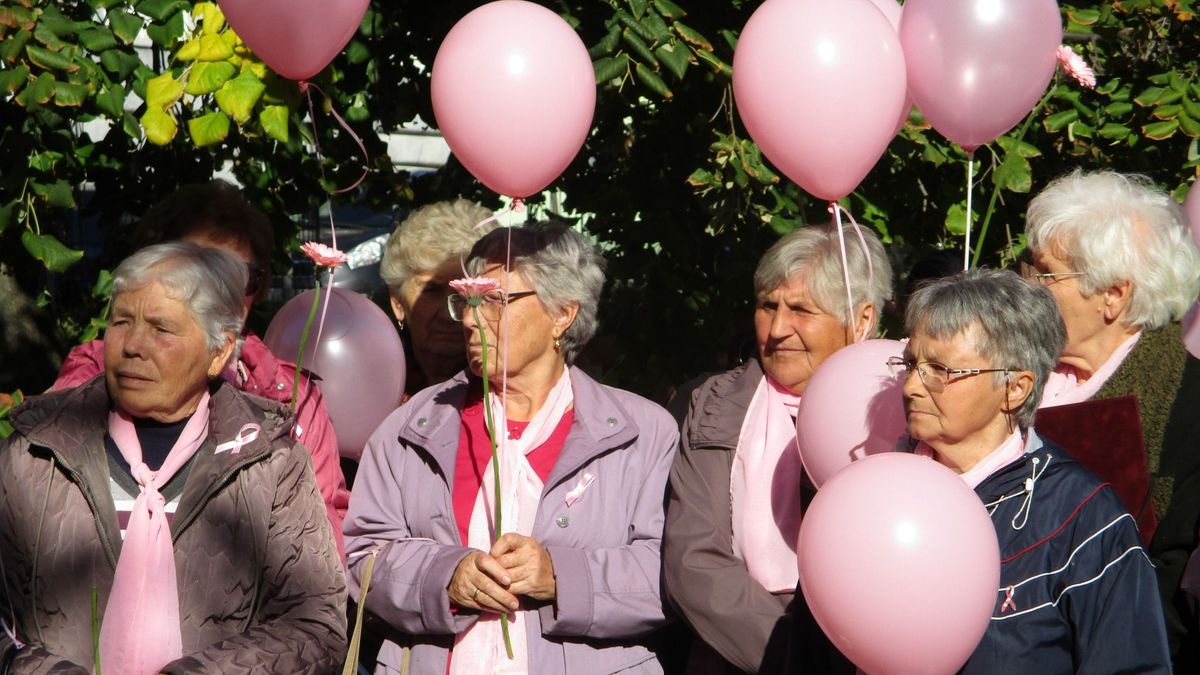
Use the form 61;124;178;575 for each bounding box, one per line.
461;263;565;382
391;258;467;383
900;327;1008;454
1029;243;1107;367
754;274;851;395
105;281;232;422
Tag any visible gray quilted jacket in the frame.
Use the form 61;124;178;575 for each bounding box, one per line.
0;377;346;674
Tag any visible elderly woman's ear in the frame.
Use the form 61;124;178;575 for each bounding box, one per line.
1002;370;1036;415
1101;279;1134;323
207;334;237;379
551;302;580;341
853;303;878;342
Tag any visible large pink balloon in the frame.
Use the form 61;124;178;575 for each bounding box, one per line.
1184;303;1200;360
220;0;370;81
431;1;596;198
867;0;914;134
265;289;406;460
733;0;907;202
798;453;1000;674
1185;182;1200;247
796;339;907;488
900;0;1062;152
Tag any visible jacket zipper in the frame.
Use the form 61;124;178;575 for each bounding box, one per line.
46;448;120;569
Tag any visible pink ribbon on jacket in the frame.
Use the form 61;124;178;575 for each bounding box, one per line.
100;392;211;675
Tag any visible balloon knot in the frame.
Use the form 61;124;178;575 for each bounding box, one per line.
298;81;310;95
512;198;525;213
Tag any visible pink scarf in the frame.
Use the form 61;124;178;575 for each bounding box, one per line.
1040;331;1141;408
100;392;210;675
450;368;573;674
730;375;804;593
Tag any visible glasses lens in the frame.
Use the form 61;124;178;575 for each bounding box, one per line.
919;362;951;392
447;294;464;322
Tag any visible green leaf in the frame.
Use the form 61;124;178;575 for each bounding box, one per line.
53;81;89;106
187;110;230;147
0;6;35;31
145;9;185;47
26;44;79;73
993;152;1032;193
652;0;686;20
137;0;186;22
21;230;84;272
260;104;288;143
140;106;177;145
32;179;75;208
176;33;233;62
1179;110;1200;138
1153;103;1182;120
1;28;31;61
0;201;15;234
635;62;672;99
30;150;66;172
1098;122;1131;140
673;22;713;51
686;167;717;188
994;135;1042;158
0;64;29;93
944;202;971;237
14;71;54;107
655;40;689;81
1043;109;1079;132
1104;101;1133;117
346;39;369;65
77;27;118;52
588;25;621;57
214;69;264;123
694;49;730;78
96;83;126;119
615;10;655;43
193;2;226;34
1135;86;1166;107
91;269;113;298
185;60;235;95
1142;119;1179;140
145;71;183;108
108;10;144;44
643;11;672;43
621;28;657;66
1067;8;1101;25
626;0;648;21
33;25;70;51
593;53;629;83
99;49;142;79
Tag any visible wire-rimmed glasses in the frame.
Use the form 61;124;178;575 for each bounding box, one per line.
886;356;1011;393
447;290;537;322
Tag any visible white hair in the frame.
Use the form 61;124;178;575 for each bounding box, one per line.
1026;170;1200;330
380;199;496;294
753;224;894;333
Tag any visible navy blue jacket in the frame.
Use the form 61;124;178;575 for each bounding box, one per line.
961;431;1171;674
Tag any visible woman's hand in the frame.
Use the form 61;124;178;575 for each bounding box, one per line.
491;533;557;602
448;550;519;613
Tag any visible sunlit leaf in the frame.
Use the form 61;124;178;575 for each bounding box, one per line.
14;71;55;107
140;106;178;145
53;81;89;106
145;71;183;108
187;110;230;147
184;60;235;95
214;69;264;123
260;104;288;143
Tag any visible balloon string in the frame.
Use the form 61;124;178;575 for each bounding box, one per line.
829;202;874;343
300;81;370;196
964;152;975;271
473;198;525;232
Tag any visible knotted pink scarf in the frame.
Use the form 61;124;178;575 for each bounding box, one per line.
100;391;210;675
731;375;804;593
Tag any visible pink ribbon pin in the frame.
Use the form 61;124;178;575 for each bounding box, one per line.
215;423;260;455
1000;585;1017;613
564;472;596;507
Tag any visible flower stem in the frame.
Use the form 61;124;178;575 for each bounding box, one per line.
473;305;514;659
292;285;322;410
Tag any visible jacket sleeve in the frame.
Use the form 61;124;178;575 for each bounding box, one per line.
344;425;479;637
50;340;104;392
161;443;348;674
292;377;350;561
538;421;678;640
662;392;790;673
1068;494;1172;674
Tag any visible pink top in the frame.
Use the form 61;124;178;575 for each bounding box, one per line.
916;429;1026;489
1039;332;1142;408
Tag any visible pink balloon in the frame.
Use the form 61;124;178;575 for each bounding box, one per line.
221;0;370;81
1185;182;1200;247
732;0;907;202
796;339;907;488
798;453;1000;675
1184;303;1200;360
866;0;914;134
431;1;596;198
264;289;406;460
900;0;1062;152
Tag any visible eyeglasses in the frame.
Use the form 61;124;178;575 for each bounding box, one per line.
1017;261;1083;286
886;356;1011;393
245;263;267;297
447;290;538;322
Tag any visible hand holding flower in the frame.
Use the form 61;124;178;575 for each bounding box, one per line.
491;533;557;602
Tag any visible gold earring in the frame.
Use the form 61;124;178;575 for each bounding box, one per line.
554;336;562;352
397;319;406;331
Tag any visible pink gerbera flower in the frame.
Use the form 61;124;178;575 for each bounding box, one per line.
450;276;501;299
300;241;347;269
1057;45;1096;89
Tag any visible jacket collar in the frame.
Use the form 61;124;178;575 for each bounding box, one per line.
398;366;640;493
973;430;1054;501
687;359;763;450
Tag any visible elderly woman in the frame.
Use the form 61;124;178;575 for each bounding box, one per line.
1024;170;1200;662
345;223;678;674
896;268;1169;673
380;199;497;395
0;243;345;673
52;180;350;556
663;225;893;674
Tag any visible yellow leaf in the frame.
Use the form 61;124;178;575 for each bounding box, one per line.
176;36;201;60
140;107;177;145
177;33;232;62
242;59;267;80
145;71;183;108
194;2;226;34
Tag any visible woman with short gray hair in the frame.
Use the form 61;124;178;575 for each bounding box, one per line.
346;222;678;674
0;242;346;672
1025;169;1200;663
380;199;498;393
895;268;1168;673
664;224;893;674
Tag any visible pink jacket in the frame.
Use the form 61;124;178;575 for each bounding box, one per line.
54;333;350;559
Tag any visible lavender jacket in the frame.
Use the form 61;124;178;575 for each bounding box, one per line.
344;367;678;674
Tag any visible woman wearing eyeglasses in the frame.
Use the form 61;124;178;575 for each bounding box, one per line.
345;222;678;674
51;180;350;558
1024;170;1200;667
897;268;1169;673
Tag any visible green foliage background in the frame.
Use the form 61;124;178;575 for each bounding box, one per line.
2;0;1199;404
